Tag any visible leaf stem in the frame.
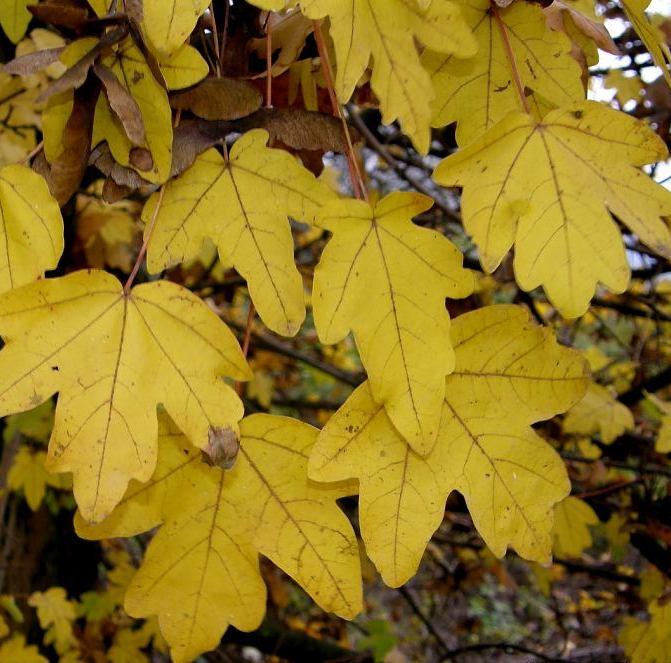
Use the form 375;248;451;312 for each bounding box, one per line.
491;2;530;114
313;20;367;201
124;185;165;294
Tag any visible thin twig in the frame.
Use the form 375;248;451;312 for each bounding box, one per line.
124;185;165;293
313;20;367;200
492;2;530;114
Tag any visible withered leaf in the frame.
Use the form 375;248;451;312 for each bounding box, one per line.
3;47;65;76
47;80;99;205
93;62;146;145
28;2;90;29
37;25;129;103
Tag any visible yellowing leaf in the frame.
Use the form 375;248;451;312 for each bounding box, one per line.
75;415;200;538
293;0;476;153
0;270;250;522
158;45;209;90
423;0;583;145
0;635;47;663
141;0;210;57
28;588;77;654
145;130;336;336
0;0;30;43
310;305;587;586
0;166;63;295
98;38;172;183
433;101;671;317
88;415;362;662
620;600;671;663
622;0;671;87
7;447;67;511
563;383;634;443
552;496;598;558
313;192;473;453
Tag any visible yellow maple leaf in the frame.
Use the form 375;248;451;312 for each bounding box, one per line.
622;0;671;87
0;0;30;43
313;192;473;454
7;447;69;511
255;0;476;153
28;588;77;654
140;0;210;57
75;415;201;538
620;600;671;663
423;0;583;145
144;130;336;336
0;270;251;522
433;101;671;317
82;414;361;662
0;165;63;295
309;305;587;586
552;496;599;558
0;635;47;663
563;382;634;444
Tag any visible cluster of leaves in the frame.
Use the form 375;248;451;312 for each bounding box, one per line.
0;0;669;661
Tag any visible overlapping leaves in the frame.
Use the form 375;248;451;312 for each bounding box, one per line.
310;305;588;586
0;270;250;522
313;192;473;453
423;0;583;145
78;414;362;663
144;130;336;336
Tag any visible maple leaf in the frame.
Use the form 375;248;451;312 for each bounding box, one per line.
622;0;671;87
140;0;210;57
563;382;634;444
552;496;598;558
309;305;588;586
0;165;63;294
433;101;671;317
75;415;201;539
312;192;473;454
0;270;250;522
0;635;47;663
80;414;362;662
255;0;476;153
0;0;30;43
144;130;336;336
619;600;671;663
423;0;583;146
28;588;77;654
7;447;69;511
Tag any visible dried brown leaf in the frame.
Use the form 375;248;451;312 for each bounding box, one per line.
37;25;129;103
47;82;99;204
93;62;145;144
3;47;65;76
28;2;90;29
